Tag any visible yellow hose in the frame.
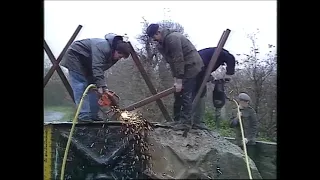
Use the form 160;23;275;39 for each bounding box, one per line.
60;84;96;180
58;84;252;179
232;99;253;179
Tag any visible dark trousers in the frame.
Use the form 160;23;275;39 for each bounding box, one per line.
191;70;207;125
193;70;207;99
173;77;197;124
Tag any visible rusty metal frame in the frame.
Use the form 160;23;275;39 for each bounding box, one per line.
128;42;172;122
43;25;83;102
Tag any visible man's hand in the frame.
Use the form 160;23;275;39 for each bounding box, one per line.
237;111;242;118
210;73;232;82
174;78;183;92
97;86;108;95
207;75;214;82
224;74;232;83
244;138;248;144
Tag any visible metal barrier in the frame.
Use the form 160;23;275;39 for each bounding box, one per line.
44;122;153;180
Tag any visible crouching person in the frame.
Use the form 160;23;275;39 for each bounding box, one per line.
60;33;131;122
146;23;204;130
230;93;258;160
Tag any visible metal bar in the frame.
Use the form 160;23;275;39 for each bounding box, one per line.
43;41;75;102
44;25;83;87
216;31;226;47
128;42;172;122
183;29;231;137
122;87;175;111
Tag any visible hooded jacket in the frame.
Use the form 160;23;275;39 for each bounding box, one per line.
60;33;123;87
156;29;204;79
198;47;235;75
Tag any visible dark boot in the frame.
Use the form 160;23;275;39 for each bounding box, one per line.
165;121;181;127
92;117;105;121
78;118;93;123
172;123;190;131
192;123;209;130
91;115;105;121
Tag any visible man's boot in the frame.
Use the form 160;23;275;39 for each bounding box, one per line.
172;123;190;131
78;118;93;123
193;123;209;130
91;113;105;122
165;120;181;127
78;113;93;122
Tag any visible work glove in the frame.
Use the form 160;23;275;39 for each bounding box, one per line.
211;73;232;83
97;86;108;95
174;78;183;92
224;74;232;83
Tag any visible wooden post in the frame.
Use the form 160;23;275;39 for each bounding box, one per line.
43;25;83;102
128;42;173;122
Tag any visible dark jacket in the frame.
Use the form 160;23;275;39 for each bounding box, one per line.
198;47;235;75
157;29;204;79
230;106;258;146
60;33;122;87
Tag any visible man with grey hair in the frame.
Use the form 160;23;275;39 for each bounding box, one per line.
146;23;204;130
230;92;258;159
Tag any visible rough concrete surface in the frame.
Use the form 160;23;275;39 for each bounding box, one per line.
225;137;277;179
147;128;262;179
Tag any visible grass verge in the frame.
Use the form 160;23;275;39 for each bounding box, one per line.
204;108;274;142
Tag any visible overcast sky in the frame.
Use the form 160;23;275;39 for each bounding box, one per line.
44;0;277;60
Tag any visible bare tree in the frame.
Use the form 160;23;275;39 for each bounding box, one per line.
226;29;277;141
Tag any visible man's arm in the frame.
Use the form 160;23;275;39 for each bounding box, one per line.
166;35;184;79
248;109;258;141
91;44;107;88
230;109;239;128
157;44;176;77
225;53;236;75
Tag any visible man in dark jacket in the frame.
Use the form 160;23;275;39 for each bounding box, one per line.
192;47;236;129
60;33;131;122
146;23;204;130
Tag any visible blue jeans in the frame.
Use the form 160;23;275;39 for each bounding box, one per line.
68;71;99;120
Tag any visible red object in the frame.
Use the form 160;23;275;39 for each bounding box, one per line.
98;91;119;107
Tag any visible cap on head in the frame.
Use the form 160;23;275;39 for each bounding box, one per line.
146;23;160;37
238;93;251;102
